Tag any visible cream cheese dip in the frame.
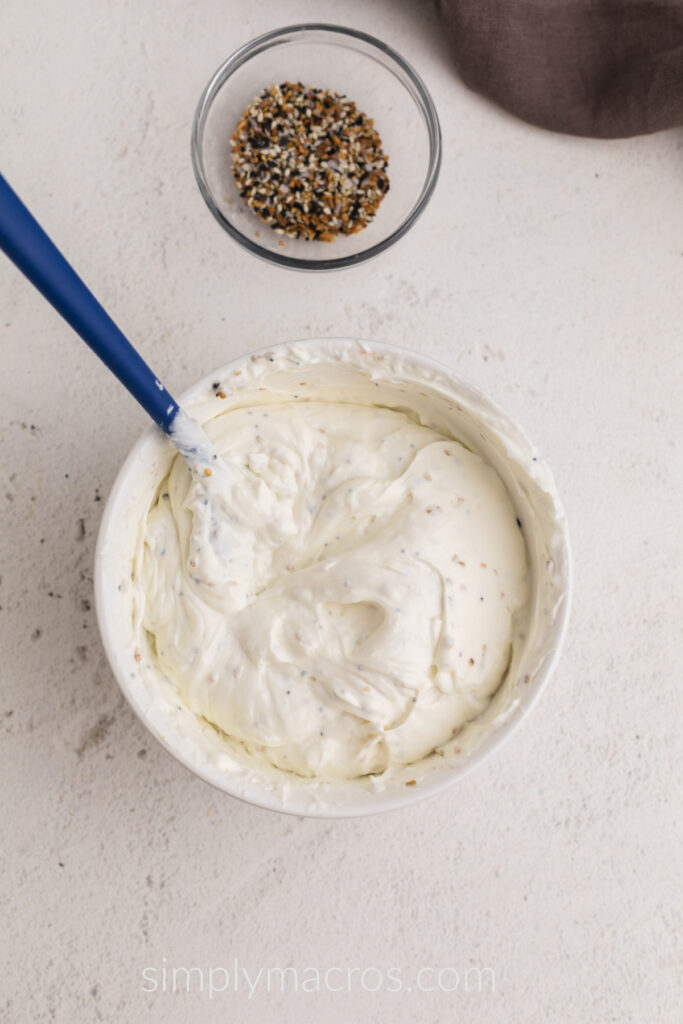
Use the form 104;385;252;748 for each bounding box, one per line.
136;363;530;780
96;339;570;813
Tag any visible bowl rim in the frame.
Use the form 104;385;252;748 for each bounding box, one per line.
95;338;572;817
190;23;442;272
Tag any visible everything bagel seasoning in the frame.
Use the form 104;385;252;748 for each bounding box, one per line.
230;82;390;241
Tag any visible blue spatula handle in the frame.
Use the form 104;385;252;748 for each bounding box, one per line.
0;173;179;432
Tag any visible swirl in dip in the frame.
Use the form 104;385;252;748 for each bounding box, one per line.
137;368;530;781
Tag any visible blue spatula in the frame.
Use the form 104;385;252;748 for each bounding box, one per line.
0;173;216;467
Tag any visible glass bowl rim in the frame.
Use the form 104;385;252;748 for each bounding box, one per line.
190;22;442;272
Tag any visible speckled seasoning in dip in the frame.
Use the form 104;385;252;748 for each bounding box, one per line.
231;82;390;241
137;397;530;781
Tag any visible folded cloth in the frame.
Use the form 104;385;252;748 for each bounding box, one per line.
437;0;683;137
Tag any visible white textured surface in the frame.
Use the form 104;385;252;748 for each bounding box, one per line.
1;0;681;1020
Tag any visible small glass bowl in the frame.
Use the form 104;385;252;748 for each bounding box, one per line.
191;24;442;271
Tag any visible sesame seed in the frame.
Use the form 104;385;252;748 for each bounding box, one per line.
231;82;389;242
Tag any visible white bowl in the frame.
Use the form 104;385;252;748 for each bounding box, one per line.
95;340;571;817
